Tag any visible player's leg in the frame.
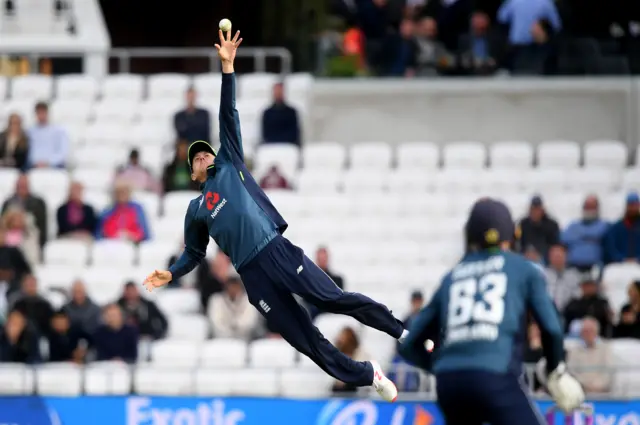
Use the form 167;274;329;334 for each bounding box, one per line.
277;239;405;339
436;371;486;425
481;373;546;425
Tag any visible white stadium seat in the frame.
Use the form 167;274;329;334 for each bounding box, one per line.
239;72;279;99
56;74;99;101
83;122;131;147
138;241;175;268
350;142;394;169
129;121;173;147
566;168;621;192
44;239;90;266
35;264;77;291
92;240;137;267
73;168;113;192
11;74;53;100
84;361;132;395
28;169;70;197
151;339;200;367
1;99;36;126
584;140;627;168
0;76;7;100
36;363;83;396
0;363;34;394
538;140;581;168
134;366;193;396
155;288;200;315
284;73;314;101
167;314;209;341
138;99;183;123
51;99;93;124
302;142;347;170
296;169;342;193
163;191;201;218
254;144;300;176
387;169;433;193
101;74;145;100
342;169;387;193
490;141;534;168
92;99;140;124
443;141;486;169
0;168;19;194
147;73;191;99
195;369;278;396
249;339;297;368
396;142;440;169
200;339;248;367
313;314;362;343
192;73;223;99
279;369;332;398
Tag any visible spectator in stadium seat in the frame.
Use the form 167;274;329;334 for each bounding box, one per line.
603;192;640;264
517;195;560;262
9;274;54;337
56;181;97;240
613;281;640;339
117;281;167;341
332;326;369;394
0;113;29;170
567;317;613;394
562;195;609;272
413;17;452;76
544;244;582;311
315;246;344;290
208;274;261;340
497;0;561;75
174;86;211;143
420;0;472;51
96;180;150;243
523;321;544;392
261;82;301;146
47;310;88;363
194;250;230;312
458;11;503;75
389;18;419;77
93;303;138;363
0;227;31;313
0;207;40;268
62;280;102;335
26;102;70;169
0;310;40;363
162;139;199;193
259;165;292;190
2;173;47;248
563;279;613;337
115;149;160;193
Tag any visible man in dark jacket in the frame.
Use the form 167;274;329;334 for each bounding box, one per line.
62;281;102;335
0;310;40;363
564;279;613;337
117;282;167;340
603;192;640;264
173;87;211;143
10;275;54;337
261;82;301;146
517;195;560;262
93;304;138;363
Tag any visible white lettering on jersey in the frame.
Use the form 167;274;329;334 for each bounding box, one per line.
451;256;505;280
210;198;227;219
445;271;507;345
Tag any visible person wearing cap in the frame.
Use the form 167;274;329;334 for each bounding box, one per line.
142;28;403;402
399;198;584;423
603;192;640;264
517;195;560;262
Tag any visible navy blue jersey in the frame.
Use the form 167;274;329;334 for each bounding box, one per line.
399;250;564;375
168;73;288;276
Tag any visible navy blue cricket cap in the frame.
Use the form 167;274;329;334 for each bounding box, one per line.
465;198;515;248
187;140;216;171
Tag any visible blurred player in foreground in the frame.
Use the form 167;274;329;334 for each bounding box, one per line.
143;28;405;401
399;198;585;424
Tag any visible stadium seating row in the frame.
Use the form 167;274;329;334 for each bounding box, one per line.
2;337;640;397
0;73;312;103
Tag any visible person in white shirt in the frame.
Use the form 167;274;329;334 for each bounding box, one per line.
27;102;70;169
207;274;261;340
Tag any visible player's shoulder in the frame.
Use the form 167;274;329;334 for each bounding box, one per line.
187;195;204;214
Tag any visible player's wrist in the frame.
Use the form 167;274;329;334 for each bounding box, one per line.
221;62;234;73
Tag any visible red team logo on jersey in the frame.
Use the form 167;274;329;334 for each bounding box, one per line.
205;192;220;210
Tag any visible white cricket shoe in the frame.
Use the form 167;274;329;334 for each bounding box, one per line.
370;360;398;402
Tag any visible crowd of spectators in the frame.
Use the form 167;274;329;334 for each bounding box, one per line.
326;0;640;76
0;74;639;397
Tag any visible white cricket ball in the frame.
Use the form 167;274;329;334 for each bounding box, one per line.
425;339;435;352
219;19;232;32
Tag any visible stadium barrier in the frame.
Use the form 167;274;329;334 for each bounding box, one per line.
0;396;637;425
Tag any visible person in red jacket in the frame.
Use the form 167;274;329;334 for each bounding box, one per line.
96;180;150;243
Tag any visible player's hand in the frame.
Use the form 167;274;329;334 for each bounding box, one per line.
546;363;585;414
143;270;172;292
215;29;242;64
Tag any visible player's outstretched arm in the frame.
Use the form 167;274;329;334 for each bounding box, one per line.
144;204;209;292
215;29;244;161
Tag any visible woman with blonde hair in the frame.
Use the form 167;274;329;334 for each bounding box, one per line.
0;207;40;267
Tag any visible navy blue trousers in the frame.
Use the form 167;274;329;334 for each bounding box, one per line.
239;235;405;386
436;370;546;425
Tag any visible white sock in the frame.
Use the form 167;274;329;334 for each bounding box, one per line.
398;329;409;343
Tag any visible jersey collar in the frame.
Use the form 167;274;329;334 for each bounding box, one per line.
200;164;217;192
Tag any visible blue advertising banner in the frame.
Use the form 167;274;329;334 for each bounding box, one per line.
0;396;638;425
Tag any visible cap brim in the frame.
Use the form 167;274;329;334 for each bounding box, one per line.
187;141;216;167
